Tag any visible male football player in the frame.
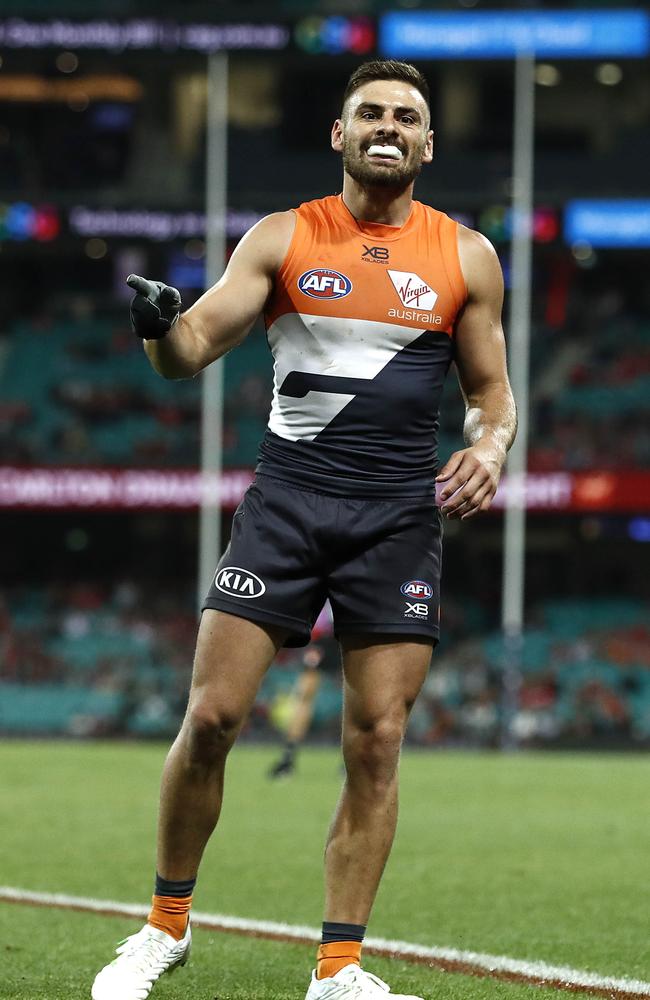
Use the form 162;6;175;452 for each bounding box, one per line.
92;59;516;1000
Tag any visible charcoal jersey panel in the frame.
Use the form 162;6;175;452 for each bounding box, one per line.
257;194;467;497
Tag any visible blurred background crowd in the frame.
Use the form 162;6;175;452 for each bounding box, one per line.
1;1;649;750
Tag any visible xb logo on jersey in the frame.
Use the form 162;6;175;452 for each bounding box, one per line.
362;245;389;262
215;566;266;599
298;268;352;299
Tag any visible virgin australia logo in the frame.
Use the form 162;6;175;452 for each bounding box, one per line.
387;270;438;310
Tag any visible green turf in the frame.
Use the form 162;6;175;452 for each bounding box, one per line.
3;905;584;1000
0;741;648;998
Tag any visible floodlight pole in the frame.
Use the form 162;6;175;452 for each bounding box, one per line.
198;51;228;613
500;51;535;748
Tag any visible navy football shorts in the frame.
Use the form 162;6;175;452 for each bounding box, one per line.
202;474;442;648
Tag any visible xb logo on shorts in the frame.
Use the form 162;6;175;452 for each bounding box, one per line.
405;602;429;618
401;580;434;600
298;268;352;299
215;566;266;599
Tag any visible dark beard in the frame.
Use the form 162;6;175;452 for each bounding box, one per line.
342;139;425;189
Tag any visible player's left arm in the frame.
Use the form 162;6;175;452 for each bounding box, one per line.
436;226;517;519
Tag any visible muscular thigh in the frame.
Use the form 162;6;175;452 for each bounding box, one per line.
340;635;433;729
187;609;288;722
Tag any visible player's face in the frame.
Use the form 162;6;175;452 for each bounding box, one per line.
332;79;433;189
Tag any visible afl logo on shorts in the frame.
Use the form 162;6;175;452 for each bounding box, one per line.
400;580;433;600
298;268;352;299
215;566;266;599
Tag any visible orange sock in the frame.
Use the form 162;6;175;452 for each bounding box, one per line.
147;893;192;941
317;941;362;980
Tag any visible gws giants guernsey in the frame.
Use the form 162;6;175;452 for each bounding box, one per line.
257;194;468;497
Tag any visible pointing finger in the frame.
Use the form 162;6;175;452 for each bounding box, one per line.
126;274;157;299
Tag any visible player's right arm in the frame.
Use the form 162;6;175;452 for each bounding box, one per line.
137;211;295;379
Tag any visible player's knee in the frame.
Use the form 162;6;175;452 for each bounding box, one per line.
343;716;404;788
183;703;241;764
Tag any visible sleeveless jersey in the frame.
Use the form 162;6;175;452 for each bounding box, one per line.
256;194;467;497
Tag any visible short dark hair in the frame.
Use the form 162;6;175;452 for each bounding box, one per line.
342;60;430;118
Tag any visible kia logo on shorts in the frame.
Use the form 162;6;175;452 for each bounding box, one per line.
215;566;266;599
400;580;433;600
298;268;352;299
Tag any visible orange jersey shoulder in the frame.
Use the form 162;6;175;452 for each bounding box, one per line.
265;194;468;335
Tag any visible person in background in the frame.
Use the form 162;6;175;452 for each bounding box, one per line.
268;604;337;778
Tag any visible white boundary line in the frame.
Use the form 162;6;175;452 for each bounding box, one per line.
2;886;649;1000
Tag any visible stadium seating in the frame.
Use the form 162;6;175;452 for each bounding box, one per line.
0;682;125;735
0;313;273;468
1;311;648;470
2;586;648;745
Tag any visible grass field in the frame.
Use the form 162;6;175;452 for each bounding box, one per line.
0;741;648;999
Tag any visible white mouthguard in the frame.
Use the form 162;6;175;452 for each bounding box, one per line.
367;144;403;160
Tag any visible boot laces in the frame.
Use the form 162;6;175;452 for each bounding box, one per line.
345;968;390;996
113;929;173;975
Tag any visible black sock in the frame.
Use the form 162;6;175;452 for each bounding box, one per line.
321;921;366;944
154;873;196;898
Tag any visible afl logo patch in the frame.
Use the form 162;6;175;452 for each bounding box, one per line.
215;566;266;599
298;268;352;299
400;580;433;600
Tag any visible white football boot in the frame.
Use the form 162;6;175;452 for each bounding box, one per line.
91;922;191;1000
305;964;424;1000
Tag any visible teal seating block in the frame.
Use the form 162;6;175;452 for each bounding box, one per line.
0;683;125;733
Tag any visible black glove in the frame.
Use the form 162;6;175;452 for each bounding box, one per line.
126;274;182;340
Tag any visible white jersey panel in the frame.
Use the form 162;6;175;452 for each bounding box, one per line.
266;312;425;442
